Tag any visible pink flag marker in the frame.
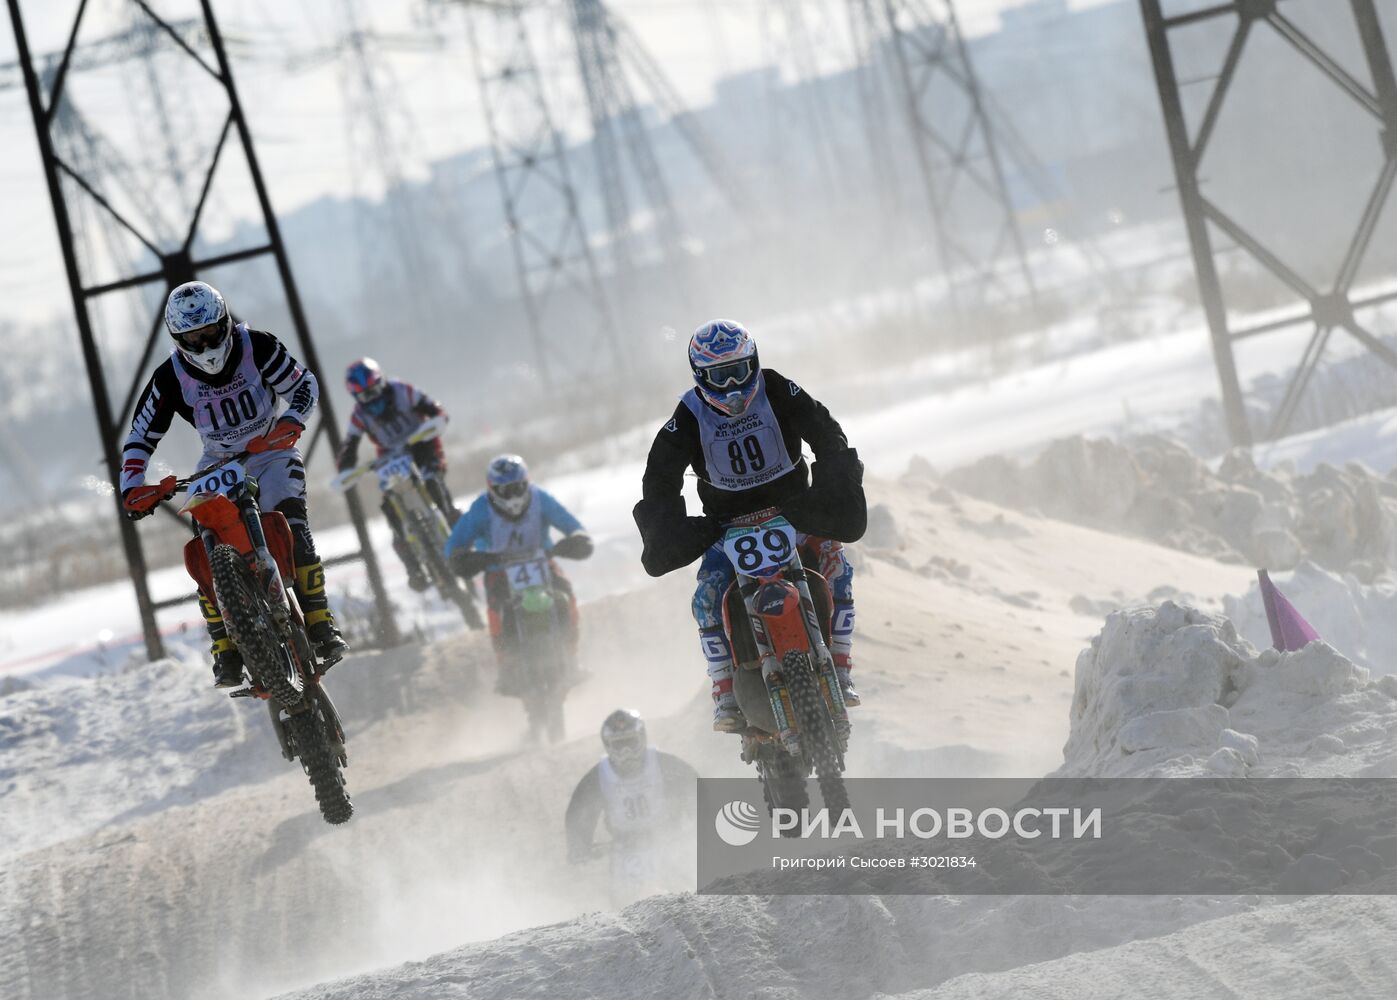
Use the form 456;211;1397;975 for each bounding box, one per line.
1258;569;1321;652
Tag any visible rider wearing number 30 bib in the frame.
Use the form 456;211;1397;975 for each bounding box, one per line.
633;320;867;732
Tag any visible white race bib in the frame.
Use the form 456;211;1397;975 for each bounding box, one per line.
375;453;415;489
505;557;550;591
722;518;797;576
187;460;246;500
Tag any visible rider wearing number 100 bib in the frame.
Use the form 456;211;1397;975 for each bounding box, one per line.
119;281;348;686
633;320;868;732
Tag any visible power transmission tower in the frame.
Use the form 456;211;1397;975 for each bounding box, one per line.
845;0;906;236
570;0;690;311
878;0;1038;321
767;0;861;204
338;0;439;329
1141;0;1397;448
6;0;399;658
463;2;621;390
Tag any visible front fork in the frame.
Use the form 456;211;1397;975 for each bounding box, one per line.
741;565;850;755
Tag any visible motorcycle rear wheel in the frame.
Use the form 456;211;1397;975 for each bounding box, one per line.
286;708;353;825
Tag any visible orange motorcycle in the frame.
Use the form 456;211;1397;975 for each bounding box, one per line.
150;455;352;824
719;509;851;822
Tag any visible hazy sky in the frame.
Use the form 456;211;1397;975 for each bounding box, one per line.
0;0;1108;325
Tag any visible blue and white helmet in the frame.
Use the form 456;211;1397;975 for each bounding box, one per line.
165;281;233;375
689;319;760;417
486;453;531;519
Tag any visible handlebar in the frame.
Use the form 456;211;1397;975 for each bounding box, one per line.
329;417;447;493
720;506;783;529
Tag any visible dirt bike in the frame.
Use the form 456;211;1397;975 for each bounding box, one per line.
331;416;483;630
498;549;577;743
720;509;851;823
456;540;588;744
157;455;353;825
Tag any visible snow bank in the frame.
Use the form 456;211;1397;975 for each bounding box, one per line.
1223;562;1397;674
1057;601;1397;779
944;434;1397;581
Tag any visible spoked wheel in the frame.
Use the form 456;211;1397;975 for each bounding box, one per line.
416;511;485;630
782;649;849;815
285;707;353;825
211;544;303;709
759;751;810;836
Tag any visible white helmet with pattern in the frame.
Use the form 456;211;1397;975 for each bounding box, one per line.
165;281;233;375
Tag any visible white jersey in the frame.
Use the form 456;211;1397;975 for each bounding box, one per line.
598;748;667;839
349;381;429;452
488;485;547;558
680;376;796;492
172;324;279;455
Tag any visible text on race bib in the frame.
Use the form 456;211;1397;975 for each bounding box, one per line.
505;557;550;591
375;453;416;489
188;460;246;500
722;519;797;576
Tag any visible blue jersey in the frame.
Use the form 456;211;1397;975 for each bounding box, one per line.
444;486;583;563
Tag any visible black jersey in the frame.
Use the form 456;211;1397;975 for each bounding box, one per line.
640;369;849;520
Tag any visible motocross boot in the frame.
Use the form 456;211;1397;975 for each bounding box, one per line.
200;595;245;688
835;654;860;707
393;536;430;592
295;562;349;668
713;690;746;733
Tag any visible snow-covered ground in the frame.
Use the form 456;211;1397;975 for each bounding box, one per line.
8;313;1397;998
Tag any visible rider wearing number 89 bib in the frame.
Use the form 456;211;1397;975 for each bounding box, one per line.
633;320;867;732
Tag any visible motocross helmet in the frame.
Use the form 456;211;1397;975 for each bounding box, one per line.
346;357;391;416
689;319;760;417
165;281;234;375
487;454;531;519
601;708;647;776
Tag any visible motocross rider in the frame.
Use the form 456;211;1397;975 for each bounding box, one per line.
337;357;459;592
564;709;697;885
633;320;866;732
444;454;593;692
120;281;349;687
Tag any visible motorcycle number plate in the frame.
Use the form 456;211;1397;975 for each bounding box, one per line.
722;519;797;576
506;558;549;591
375;454;415;489
188;461;246;499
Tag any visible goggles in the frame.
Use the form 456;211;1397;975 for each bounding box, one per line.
491;480;529;500
606;734;645;766
699;358;753;389
355;381;388;404
175;321;229;354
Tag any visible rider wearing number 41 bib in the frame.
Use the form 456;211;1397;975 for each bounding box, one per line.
634;320;867;732
444;454;593;692
119;281;348;686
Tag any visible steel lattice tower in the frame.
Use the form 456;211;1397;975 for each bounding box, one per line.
464;2;621;390
1142;0;1397;447
877;0;1038;321
6;0;399;658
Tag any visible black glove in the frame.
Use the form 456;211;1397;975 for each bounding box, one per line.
552;532;594;560
633;496;720;577
783;448;867;543
449;548;494;579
